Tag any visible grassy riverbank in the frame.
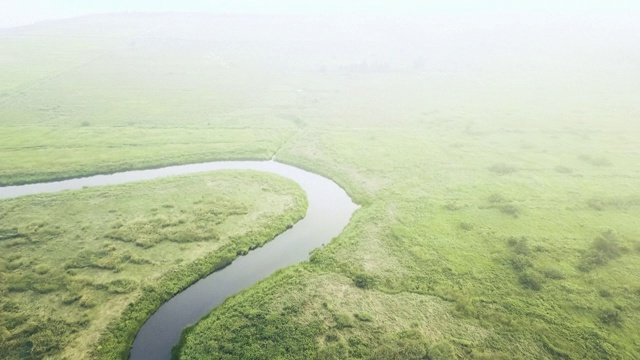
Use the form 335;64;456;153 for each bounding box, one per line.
0;14;297;186
0;171;307;359
177;122;640;359
2;13;640;359
0;126;294;186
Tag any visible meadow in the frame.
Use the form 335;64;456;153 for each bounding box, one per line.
181;122;640;359
1;13;639;359
0;171;307;359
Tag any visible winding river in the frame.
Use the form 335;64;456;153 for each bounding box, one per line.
0;160;358;360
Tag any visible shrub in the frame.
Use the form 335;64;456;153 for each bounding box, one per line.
79;294;98;308
354;312;373;322
488;193;507;204
519;271;543;291
598;289;612;298
555;166;573;174
587;198;605;211
577;252;608;272
0;228;21;241
510;255;533;272
485;195;520;218
127;255;152;265
454;296;476;316
32;281;62;294
2;300;19;312
325;331;340;343
587;196;640;211
6;259;27;270
459;221;474;231
593;229;623;257
542;267;565;280
599;308;622;326
579;155;612;167
488;163;517;175
106;279;137;294
62;293;82;305
578;229;626;271
372;330;429;360
507;236;530;255
334;313;354;329
443;202;464;211
429;340;456;360
541;336;572;359
353;273;376;289
609;195;640;209
7;282;29;292
497;204;520;218
317;340;348;359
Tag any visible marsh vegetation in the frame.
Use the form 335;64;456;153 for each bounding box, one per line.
0;171;307;359
1;12;639;360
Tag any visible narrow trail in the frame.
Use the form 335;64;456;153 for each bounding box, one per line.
272;127;304;160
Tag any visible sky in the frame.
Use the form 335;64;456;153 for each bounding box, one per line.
1;0;639;28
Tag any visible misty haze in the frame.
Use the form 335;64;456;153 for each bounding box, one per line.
0;6;639;360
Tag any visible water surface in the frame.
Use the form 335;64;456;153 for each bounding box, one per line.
0;161;358;360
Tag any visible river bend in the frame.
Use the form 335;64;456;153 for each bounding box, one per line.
0;161;358;360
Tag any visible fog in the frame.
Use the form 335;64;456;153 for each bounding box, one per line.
1;4;640;360
2;0;639;27
2;11;638;130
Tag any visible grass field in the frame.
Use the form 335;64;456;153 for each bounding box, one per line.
182;124;639;359
1;13;639;359
0;126;295;186
0;171;307;359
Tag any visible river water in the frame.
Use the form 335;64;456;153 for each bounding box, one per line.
0;160;358;360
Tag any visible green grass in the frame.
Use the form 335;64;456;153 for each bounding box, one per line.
0;171;307;359
178;124;640;359
179;122;640;359
0;126;295;186
2;13;640;359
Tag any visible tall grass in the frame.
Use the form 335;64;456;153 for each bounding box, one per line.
0;171;307;359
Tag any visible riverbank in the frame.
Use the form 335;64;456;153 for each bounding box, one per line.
0;170;307;359
3;13;640;358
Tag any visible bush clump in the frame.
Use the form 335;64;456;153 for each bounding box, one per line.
578;228;626;272
542;267;565;280
485;195;520;218
333;313;354;329
488;163;517;175
497;204;520;218
0;228;22;241
555;165;573;174
488;193;507;204
579;154;612;167
105;279;137;294
519;271;543;291
443;202;464;211
599;308;622;326
372;330;430;360
353;273;376;289
429;340;457;360
587;198;605;211
510;255;533;272
598;289;612;298
459;221;474;231
587;195;640;211
507;236;531;255
354;312;373;322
